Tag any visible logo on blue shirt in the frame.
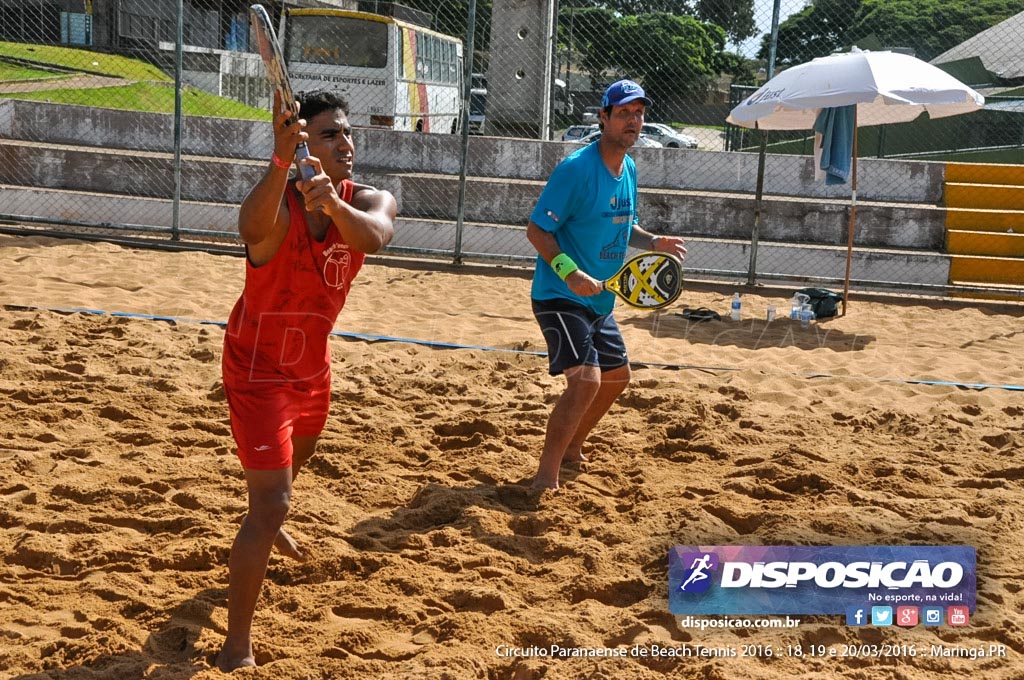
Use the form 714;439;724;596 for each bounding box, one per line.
600;228;630;260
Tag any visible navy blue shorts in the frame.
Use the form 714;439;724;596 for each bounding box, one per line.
532;298;628;376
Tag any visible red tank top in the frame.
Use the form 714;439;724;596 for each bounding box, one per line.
222;180;366;388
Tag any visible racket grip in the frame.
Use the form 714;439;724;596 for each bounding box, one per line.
295;143;316;182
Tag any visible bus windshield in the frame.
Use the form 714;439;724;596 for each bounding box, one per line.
470;91;486;116
285;15;388;68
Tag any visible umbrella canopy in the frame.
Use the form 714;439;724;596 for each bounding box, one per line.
727;49;984;130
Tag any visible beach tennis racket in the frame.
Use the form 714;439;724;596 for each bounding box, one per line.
605;251;683;310
249;4;316;182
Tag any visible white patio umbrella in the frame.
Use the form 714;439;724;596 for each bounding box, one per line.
726;49;984;312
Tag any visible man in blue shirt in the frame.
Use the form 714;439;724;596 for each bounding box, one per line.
527;79;688;490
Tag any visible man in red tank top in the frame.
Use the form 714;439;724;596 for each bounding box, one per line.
217;89;396;672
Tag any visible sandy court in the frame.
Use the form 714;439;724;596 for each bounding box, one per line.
1;234;1022;679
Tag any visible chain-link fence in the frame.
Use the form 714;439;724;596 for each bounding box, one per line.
0;0;1022;298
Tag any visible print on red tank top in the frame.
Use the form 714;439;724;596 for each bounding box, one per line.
222;180;365;389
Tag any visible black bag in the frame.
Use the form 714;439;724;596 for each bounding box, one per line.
796;288;844;319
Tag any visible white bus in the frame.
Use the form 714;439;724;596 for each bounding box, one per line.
281;8;464;134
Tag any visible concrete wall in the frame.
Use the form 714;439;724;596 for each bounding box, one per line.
0;133;946;250
354;126;945;204
0;139;262;205
0;99;272;160
0;99;948;251
0;99;946;202
1;185;952;286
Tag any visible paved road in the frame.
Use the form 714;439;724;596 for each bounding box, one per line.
0;74;128;94
680;126;726;152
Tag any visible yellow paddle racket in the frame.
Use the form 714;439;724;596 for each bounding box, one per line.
605;251;683;310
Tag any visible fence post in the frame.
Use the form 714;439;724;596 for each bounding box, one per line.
171;0;184;242
453;0;478;265
540;0;556;140
746;0;782;286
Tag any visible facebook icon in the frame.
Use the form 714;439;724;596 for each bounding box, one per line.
846;605;867;626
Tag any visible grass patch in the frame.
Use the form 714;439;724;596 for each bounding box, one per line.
0;41;170;81
0;60;67;82
1;81;270;120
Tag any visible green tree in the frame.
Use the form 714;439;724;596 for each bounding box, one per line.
757;0;860;65
559;8;724;104
853;0;1024;61
589;0;694;15
558;6;621;90
695;0;757;44
761;0;1024;65
717;52;759;86
615;12;726;105
398;0;493;52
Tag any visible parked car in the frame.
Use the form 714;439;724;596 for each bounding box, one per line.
561;124;598;141
641;123;699;149
574;130;663;148
581;106;601;124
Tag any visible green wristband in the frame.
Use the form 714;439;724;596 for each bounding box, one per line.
550;253;579;281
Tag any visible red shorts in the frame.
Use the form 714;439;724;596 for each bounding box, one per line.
224;380;330;470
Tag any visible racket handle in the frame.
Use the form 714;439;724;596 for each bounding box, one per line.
294;143;316;182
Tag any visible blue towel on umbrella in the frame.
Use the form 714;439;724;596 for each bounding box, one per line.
813;105;855;185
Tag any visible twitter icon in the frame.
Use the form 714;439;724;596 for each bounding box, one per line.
872;606;893;626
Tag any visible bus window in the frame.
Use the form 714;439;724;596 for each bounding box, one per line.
286;15;387;68
447;43;457;83
427;35;437;82
430;35;440;82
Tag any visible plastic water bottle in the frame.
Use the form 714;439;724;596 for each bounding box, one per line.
766;302;776;322
730;293;742;321
789;294;803;320
800;303;814;328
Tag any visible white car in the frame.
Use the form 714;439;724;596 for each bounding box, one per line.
581;106;601;125
575;130;663;148
641;123;699;149
561;124;598;142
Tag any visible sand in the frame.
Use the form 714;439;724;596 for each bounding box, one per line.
1;234;1022;679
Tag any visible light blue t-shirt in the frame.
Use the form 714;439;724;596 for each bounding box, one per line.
530;141;639;316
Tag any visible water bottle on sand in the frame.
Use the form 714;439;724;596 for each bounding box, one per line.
790;293;808;320
800;303;814;328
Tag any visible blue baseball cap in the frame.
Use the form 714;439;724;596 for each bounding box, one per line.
602;79;652;107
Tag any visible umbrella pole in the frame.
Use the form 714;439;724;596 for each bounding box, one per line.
842;111;858;316
747;124;768;286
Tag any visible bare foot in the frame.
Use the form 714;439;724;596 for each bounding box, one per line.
216;648;256;672
562;450;587;463
274;527;307;562
530;476;559;491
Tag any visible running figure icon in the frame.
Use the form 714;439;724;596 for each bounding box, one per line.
681;553;714;591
